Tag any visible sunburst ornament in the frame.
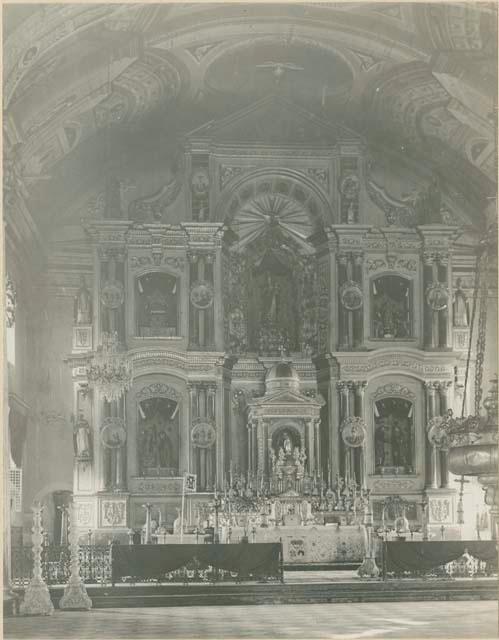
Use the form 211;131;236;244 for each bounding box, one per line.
232;193;314;250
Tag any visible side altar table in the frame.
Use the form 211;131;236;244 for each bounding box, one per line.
111;543;283;585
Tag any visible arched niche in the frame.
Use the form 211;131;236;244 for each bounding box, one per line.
135;271;179;338
371;382;417;477
217;169;334;233
222;173;324;355
370;273;413;340
135;382;183;477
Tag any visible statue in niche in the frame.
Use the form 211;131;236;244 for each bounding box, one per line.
74;275;92;325
453;278;469;327
138;397;179;475
374;398;413;474
372;276;411;339
72;412;92;460
137;273;178;337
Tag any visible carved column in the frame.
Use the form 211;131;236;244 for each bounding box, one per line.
252;420;258;477
247;422;253;478
188;385;197;474
438;381;452;488
353;253;364;348
337;381;349;478
98;248;126;343
355;381;367;487
425;381;440;489
314;419;321;480
423;252;436;349
307;419;315;476
188;253;199;347
337;253;350;349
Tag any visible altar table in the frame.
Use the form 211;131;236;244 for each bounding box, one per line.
156;525;365;564
111;543;282;585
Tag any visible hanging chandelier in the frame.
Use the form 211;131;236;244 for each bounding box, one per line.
436;215;498;533
86;332;133;403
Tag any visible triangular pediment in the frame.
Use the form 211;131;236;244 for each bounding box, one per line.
251;389;321;406
186;95;359;147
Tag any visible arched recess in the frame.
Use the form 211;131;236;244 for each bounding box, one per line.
366;376;424;483
134;269;180;338
215;168;335;232
128;376;186;479
220;170;330;356
369;272;414;340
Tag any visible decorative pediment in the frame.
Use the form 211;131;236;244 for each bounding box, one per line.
250;389;322;407
186;95;359;147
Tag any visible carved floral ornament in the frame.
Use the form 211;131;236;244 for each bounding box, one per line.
426;282;450;311
372;383;416;401
100;417;126;449
191;419;216;449
340;416;367;448
136;382;182;403
100;280;125;309
340;280;363;311
190;280;214;309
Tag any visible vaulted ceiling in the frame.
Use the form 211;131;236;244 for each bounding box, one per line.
4;3;497;239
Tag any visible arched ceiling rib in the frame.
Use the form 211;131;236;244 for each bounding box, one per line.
3;2;496;238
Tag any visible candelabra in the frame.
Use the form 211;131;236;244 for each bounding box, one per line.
59;502;92;610
357;490;380;578
20;503;54;616
86;331;133;402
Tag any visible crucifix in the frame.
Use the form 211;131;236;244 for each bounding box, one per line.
454;475;470;525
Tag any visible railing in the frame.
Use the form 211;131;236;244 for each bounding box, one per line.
11;544;112;586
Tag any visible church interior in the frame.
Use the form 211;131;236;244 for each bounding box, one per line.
3;3;498;638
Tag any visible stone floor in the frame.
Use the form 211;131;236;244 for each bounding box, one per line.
4;601;498;639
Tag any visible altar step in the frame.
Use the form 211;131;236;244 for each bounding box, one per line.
35;577;497;609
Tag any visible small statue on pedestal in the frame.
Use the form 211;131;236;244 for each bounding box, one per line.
73;412;92;461
74;275;92;325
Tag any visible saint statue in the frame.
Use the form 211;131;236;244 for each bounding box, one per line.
283;433;293;455
453;278;469;327
73;412;91;459
74;275;92;325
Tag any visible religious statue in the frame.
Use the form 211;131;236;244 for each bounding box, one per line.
453;278;469;327
74;275;92;325
73;412;91;460
263;275;280;323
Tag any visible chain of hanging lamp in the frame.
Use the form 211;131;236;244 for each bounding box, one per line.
461;244;490;419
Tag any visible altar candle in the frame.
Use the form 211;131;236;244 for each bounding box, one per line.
158;509;162;527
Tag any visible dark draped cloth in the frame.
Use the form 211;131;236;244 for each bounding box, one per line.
112;543;282;584
385;541;497;573
9;408;27;468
